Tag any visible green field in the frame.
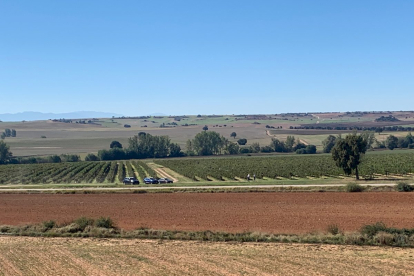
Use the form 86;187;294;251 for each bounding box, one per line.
0;151;413;185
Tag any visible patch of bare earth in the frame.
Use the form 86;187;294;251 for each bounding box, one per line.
0;237;413;276
0;193;414;233
154;168;178;182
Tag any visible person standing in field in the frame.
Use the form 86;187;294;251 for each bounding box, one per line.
247;174;250;181
253;174;256;181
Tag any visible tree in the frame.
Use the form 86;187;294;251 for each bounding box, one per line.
322;135;337;153
249;142;261;153
331;133;367;180
202;125;208;131
360;131;375;150
230;132;237;139
191;131;225;155
225;142;240;155
0;141;12;164
169;143;183;157
85;153;99;161
4;129;11;137
0;133;5;140
285;136;295;151
11;129;16;137
271;138;286;152
385;135;398;150
110;141;123;149
237;138;247;145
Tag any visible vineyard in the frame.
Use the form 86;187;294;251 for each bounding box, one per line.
155;152;414;181
0;152;413;185
0;161;158;185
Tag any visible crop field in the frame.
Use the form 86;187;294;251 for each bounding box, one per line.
1;192;414;233
155;152;414;181
0;237;413;276
0;160;160;185
2;111;414;157
0;151;413;185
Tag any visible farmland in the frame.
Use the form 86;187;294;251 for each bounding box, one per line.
1;192;414;233
1;237;413;276
0;151;413;185
2;111;414;157
156;151;414;180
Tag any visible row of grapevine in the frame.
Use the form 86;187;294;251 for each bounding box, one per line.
136;161;158;178
155;152;414;180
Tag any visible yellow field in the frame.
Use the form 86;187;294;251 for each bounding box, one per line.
0;237;413;275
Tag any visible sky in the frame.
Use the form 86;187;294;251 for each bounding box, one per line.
1;0;413;116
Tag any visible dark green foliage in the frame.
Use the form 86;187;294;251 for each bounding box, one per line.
331;133;367;179
360;222;387;237
395;182;414;192
42;220;56;231
202;125;208;131
296;145;317;154
98;148;126;161
11;129;16;137
47;155;62;163
189;131;226;156
230;132;237;139
110;141;123;149
322;135;337;153
85;153;99;161
0;141;12;164
385;135;399;150
74;217;95;231
237;138;247;145
345;183;364;192
95;217;115;228
327;224;340;235
60;154;80;162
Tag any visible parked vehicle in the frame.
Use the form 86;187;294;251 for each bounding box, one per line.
123;177;140;185
143;177;159;184
158;178;173;183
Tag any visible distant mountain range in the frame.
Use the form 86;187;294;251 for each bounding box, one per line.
0;111;124;122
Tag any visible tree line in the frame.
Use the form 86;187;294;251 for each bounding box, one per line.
1;129;17;139
322;132;414;153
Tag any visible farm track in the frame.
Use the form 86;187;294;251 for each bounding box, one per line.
0;192;413;233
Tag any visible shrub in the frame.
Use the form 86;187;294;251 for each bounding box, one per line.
95;217;115;229
74;217;95;231
345;183;364;192
360;222;387;237
42;220;56;231
373;231;394;245
395;182;414;192
326;224;340;235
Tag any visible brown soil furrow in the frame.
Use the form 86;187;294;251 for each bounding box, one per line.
0;193;414;234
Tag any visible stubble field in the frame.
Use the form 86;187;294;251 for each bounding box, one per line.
0;237;413;276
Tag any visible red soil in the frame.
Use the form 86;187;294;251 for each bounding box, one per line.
0;192;413;234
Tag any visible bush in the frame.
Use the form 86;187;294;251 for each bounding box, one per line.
327;224;340;235
42;220;56;231
95;217;115;229
360;222;387;237
74;217;95;231
395;182;414;192
345;183;364;192
408;144;414;149
374;231;395;245
85;153;99;161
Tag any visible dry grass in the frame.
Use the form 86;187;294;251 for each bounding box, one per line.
0;237;413;275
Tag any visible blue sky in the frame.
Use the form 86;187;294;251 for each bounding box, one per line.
1;0;413;116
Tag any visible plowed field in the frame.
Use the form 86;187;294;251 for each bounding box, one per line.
1;192;414;233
